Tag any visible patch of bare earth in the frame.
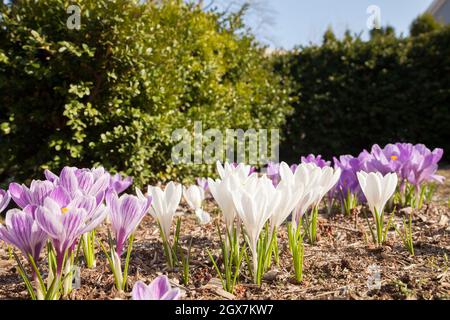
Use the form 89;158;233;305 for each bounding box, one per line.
1;169;449;300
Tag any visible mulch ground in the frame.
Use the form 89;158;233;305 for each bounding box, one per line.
1;169;449;300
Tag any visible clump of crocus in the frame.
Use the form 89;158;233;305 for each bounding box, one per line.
357;171;398;246
44;166;112;268
132;275;180;300
206;162;252;292
363;143;444;208
401;144;444;207
44;186;108;287
3;167;113;299
0;207;47;299
102;190;151;292
35;195;107;298
281;162;341;244
232;174;280;285
0;189;11;213
301;154;337;213
333;154;368;215
148;182;182;269
208;161;256;233
277;162;318;282
183;185;210;225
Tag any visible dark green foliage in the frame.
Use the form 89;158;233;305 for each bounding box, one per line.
0;0;291;186
410;13;443;37
274;25;450;163
369;25;396;39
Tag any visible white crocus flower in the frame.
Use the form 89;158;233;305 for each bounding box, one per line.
216;161;253;182
357;171;398;246
208;174;239;231
278;161;296;185
292;186;322;226
148;182;182;241
357;171;398;217
278;162;319;224
279;162;321;190
314;166;341;205
231;175;280;281
183;185;211;225
270;179;304;231
281;162;340;207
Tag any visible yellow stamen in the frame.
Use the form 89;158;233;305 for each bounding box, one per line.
61;207;69;214
390;155;398;161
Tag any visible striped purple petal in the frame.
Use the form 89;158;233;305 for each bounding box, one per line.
0;189;11;213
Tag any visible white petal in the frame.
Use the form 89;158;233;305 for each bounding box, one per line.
195;209;211;225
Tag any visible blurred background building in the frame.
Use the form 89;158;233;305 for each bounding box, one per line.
428;0;450;23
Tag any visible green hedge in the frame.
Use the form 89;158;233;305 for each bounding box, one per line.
275;26;450;162
0;0;291;186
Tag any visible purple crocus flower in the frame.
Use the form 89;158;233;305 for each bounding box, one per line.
363;143;444;189
48;186;108;227
106;191;152;256
333;155;362;196
35;197;106;274
109;173;133;194
53;167;108;209
404;144;444;189
363;144;406;175
266;162;298;186
266;162;280;186
289;163;298;173
301;154;331;168
132;275;180;300
8;180;54;210
357;149;373;172
196;178;209;191
0;207;48;262
45;166;110;203
0;189;11;213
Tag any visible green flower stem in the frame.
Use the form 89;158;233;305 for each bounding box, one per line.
98;235;136;292
122;234;134;291
344;190;357;216
82;230;96;268
288;223;304;283
158;219;181;269
304;206;319;245
395;213;414;256
207;221;245;293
